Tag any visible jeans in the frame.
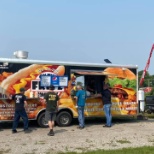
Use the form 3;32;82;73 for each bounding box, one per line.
104;104;112;126
78;106;85;127
12;109;29;130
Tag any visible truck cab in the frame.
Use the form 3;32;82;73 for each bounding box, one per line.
145;96;154;114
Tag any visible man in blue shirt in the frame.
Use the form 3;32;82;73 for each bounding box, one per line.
74;85;86;129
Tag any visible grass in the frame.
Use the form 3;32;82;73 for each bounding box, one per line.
56;146;154;154
144;113;154;118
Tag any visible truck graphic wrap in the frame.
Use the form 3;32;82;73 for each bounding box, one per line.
0;64;65;120
0;62;138;123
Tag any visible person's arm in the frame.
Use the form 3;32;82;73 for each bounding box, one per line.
7;95;12;100
74;96;77;99
74;97;78;108
75;97;78;102
95;93;102;97
24;100;28;108
43;98;47;103
10;95;14;100
57;100;59;108
56;95;59;111
43;93;48;103
74;91;79;100
23;95;28;108
74;91;79;106
87;85;94;93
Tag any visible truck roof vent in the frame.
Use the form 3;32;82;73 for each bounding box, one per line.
13;50;28;59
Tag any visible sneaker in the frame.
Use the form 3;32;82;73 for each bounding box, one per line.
47;130;54;136
77;126;84;129
24;129;32;133
12;130;17;134
103;125;111;128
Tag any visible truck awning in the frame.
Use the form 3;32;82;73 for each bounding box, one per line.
71;70;116;76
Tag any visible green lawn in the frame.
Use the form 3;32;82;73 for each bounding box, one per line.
58;146;154;154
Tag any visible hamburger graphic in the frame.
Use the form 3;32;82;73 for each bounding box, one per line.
104;67;137;115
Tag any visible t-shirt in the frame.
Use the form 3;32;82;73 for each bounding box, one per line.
44;92;59;112
12;93;26;111
76;90;86;107
102;89;111;105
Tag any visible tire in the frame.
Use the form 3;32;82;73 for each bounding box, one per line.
56;111;72;126
145;106;152;114
37;112;48;128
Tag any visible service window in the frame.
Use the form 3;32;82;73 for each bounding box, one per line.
71;69;109;97
75;76;85;88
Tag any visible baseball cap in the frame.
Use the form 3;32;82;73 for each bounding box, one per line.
20;87;25;92
49;85;55;90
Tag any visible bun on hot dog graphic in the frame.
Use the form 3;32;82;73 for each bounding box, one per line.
0;64;65;96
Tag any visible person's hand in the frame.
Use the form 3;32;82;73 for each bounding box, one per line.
56;107;59;112
7;95;12;100
24;102;28;108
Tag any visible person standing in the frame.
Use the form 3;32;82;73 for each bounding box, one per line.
44;85;59;136
74;85;86;129
12;87;29;133
102;83;112;127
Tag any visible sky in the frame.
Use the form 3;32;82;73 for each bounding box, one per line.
0;0;154;74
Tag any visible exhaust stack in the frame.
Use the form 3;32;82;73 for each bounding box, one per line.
13;50;28;59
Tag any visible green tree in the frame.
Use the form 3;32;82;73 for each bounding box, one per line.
139;70;154;95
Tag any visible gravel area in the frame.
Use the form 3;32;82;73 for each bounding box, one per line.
1;118;154;154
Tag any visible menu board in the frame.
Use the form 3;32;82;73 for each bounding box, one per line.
40;75;68;87
40;75;51;87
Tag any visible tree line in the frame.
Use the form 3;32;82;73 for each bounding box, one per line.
138;70;154;95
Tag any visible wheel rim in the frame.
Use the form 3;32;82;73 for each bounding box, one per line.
42;116;48;126
60;115;70;125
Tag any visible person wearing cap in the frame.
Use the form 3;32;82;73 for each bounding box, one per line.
44;85;59;136
74;84;86;129
12;87;29;133
102;82;112;127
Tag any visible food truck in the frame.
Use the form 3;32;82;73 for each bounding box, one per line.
0;52;138;127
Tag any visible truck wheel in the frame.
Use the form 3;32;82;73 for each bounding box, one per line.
56;111;72;126
37;112;48;128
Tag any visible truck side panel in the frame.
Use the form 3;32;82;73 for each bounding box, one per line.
0;62;138;121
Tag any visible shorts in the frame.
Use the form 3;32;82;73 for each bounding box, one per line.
45;111;56;122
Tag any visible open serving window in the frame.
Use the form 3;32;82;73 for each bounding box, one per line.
71;69;115;96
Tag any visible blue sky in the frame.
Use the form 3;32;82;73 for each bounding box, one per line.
0;0;154;73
